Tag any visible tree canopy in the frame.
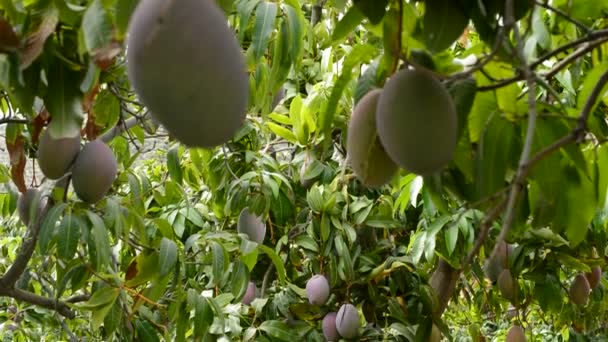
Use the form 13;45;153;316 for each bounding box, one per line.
0;0;608;341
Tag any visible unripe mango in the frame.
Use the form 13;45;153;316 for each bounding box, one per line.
498;269;516;300
347;89;398;187
322;312;339;341
126;0;249;148
586;266;602;289
37;129;81;180
570;273;591;306
335;303;360;339
306;274;330;306
71;140;118;204
242;281;256;305
506;325;526;342
17;188;41;226
237;208;266;244
376;69;457;175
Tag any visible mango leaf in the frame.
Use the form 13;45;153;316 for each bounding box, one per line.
159;237;178;278
230;260;250;302
422;0;469;53
353;0;389;24
57;214;82;261
125;252;161;287
86;210;111;271
135;318;160;342
320;44;376;142
44;62;84;139
80;286;119;310
167;146;183;185
211;241;229;287
475;114;517;199
82;0;113;53
332;5;364;43
259;320;298;340
283;3;305;64
38;202;66;254
252;2;277;62
258;244;287;284
237;0;261;42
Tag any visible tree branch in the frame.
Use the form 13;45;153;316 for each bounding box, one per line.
534;0;591;33
493;68;608;255
0;117;29;125
0;287;75;319
0;116;141;318
478;29;608;91
489;0;538;259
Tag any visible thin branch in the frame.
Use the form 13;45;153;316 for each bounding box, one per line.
478;29;608;91
464;199;508;265
534;0;591;34
0;287;75;318
491;0;539;259
493;69;608;253
0;117;29;125
543;37;608;79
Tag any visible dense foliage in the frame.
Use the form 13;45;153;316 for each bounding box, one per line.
0;0;608;341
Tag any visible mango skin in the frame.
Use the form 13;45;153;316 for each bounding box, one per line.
586;266;602;289
242;281;256;305
237;208;266;244
126;0;249;148
71;140;118;204
322;312;339;341
17;188;41;226
376;69;457;176
506;325;526;342
347;89;398;187
498;269;516;300
306;274;330;306
335;303;360;339
570;273;591;306
37;129;81;180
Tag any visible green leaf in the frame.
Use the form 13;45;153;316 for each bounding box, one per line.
81;286;119;310
258;244;286;284
353;0;389;24
422;0;469;53
475;114;517;199
135;318;160;342
86;211;111;271
259;320;298;340
230;260;250;302
332;5;365;43
445;222;459;256
91;295;118;330
252;2;277;62
283;3;305;64
237;0;261;43
82;0;113;53
38;203;66;254
267;122;297;142
211;241;228;287
159;237;178;278
44;62;84;139
125;252;161;287
57;214;82;261
193;296;213;337
167;146;183;185
115;0;139;37
577;62;608;115
320;44;376;141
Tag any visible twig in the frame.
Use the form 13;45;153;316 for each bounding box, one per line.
543;38;608;79
478;29;608;91
534;0;591;34
0;287;75;318
0;117;29;125
493;68;608;254
491;0;538;259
